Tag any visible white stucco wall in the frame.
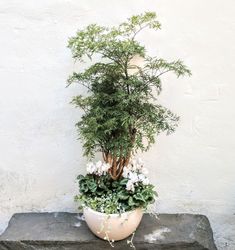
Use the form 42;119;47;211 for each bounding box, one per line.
0;0;235;249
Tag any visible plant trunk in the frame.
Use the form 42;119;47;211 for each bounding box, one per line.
102;152;131;180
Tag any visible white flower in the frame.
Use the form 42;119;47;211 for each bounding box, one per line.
86;161;110;175
122;166;129;178
95;161;103;175
86;162;96;174
101;162;110;172
142;177;150;185
138;173;150;185
128;172;139;183
123;158;151;190
126;180;135;192
96;160;103;169
131;163;137;171
138;173;146;182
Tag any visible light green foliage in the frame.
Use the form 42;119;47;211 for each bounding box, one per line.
67;12;191;159
75;174;156;214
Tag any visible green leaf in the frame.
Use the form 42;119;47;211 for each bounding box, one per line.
68;12;191;168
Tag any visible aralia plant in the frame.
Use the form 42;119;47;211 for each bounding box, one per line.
68;12;191;181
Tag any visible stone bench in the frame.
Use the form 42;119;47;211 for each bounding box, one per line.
0;212;217;250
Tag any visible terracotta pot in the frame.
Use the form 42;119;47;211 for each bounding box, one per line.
83;207;143;241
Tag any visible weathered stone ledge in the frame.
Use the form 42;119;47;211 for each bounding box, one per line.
0;212;217;250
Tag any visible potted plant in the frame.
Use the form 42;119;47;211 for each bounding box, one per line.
67;12;191;243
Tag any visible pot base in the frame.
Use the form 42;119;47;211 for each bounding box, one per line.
83;207;143;241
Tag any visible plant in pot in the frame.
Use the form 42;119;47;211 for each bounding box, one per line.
67;12;191;244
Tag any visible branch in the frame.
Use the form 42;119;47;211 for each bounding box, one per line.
132;24;148;40
156;69;172;78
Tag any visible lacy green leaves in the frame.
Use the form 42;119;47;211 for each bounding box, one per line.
67;12;191;160
68;12;160;62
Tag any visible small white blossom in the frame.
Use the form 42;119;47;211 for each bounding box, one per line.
86;162;96;174
102;162;110;172
122;166;129;178
95;161;102;175
86;161;110;175
126;180;135;192
128;172;139;183
138;173;146;182
142;177;150;185
96;160;103;168
123;157;150;191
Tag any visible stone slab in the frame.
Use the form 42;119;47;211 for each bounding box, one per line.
0;212;217;250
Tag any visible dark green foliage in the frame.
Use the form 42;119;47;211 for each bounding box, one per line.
67;12;191;161
76;174;157;214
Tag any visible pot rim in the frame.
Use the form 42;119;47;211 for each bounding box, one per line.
83;206;143;217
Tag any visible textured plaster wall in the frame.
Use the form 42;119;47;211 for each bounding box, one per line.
0;0;234;249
